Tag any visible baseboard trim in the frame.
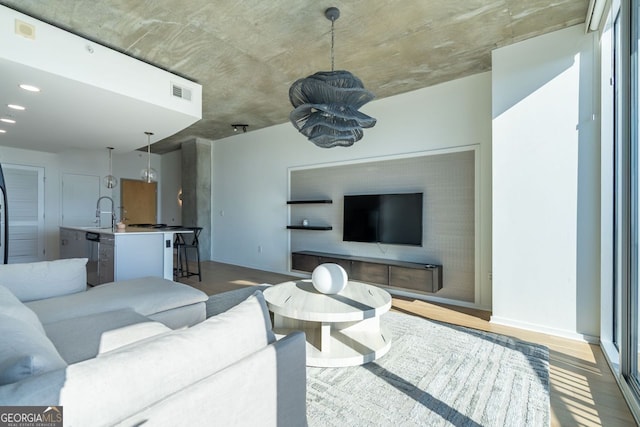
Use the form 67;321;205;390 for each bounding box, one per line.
490;316;599;343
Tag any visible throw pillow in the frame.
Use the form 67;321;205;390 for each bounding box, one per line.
0;285;45;333
0;313;67;385
0;258;88;302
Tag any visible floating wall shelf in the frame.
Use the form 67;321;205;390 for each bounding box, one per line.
287;199;333;230
286;225;333;231
287;200;333;204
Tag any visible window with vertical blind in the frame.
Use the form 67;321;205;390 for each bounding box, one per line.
2;165;45;263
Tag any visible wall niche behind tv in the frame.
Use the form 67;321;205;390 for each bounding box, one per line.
289;148;476;303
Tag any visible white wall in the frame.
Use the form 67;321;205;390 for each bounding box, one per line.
492;25;600;340
211;72;493;309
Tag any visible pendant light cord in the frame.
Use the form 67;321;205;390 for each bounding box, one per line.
330;17;335;72
324;7;340;71
144;131;154;183
108;148;113;175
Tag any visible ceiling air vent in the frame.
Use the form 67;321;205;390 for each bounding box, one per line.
15;20;36;40
171;83;192;101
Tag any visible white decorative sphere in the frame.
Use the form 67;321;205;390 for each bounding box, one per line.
311;263;348;294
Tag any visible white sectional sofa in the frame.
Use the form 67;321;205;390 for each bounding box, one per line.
0;258;308;426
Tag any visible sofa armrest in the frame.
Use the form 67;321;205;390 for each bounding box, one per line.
116;331;308;427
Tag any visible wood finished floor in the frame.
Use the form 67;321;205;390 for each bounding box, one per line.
177;261;637;426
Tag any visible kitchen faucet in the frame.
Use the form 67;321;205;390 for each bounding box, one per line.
96;196;116;229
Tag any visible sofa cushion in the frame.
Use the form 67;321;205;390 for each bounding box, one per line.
0;285;45;334
147;302;206;329
43;309;171;364
97;321;172;355
0;258;87;302
0;313;66;385
26;277;207;326
0;291;276;421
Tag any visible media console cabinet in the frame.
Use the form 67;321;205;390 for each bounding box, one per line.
291;251;443;294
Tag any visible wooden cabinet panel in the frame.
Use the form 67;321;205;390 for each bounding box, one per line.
389;265;442;293
292;253;320;272
351;261;389;285
319;256;352;275
292;253;352;274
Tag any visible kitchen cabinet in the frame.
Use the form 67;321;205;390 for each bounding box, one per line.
59;228;86;259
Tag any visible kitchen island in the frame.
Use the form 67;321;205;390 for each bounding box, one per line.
60;226;192;286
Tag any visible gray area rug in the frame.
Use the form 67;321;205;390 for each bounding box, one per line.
205;289;549;426
306;311;550;427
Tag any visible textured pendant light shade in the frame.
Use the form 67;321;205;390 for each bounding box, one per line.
290;71;376;147
289;7;376;148
140;132;157;183
103;147;118;189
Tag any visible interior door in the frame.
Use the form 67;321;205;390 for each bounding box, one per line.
121;179;157;225
3;165;45;262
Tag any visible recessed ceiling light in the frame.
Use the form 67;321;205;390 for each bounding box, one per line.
0;118;16;124
19;84;40;92
0;130;6;134
7;104;25;111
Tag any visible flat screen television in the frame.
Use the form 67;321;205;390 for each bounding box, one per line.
343;193;423;246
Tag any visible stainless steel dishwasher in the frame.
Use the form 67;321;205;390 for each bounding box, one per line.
85;231;114;286
85;232;100;286
98;234;114;284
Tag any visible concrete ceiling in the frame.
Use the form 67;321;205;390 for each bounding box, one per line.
0;0;589;154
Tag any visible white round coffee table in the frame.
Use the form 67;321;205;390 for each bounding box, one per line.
263;280;392;367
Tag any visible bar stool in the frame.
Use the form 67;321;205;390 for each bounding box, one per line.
178;227;202;282
171;228;186;280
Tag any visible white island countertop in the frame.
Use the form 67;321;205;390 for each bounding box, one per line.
62;225;192;236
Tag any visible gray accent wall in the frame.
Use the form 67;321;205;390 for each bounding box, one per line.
290;149;475;302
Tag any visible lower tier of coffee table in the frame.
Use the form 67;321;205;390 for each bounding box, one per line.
273;314;391;367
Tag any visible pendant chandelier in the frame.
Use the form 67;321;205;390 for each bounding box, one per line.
140;131;157;183
289;7;376;148
103;147;118;189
